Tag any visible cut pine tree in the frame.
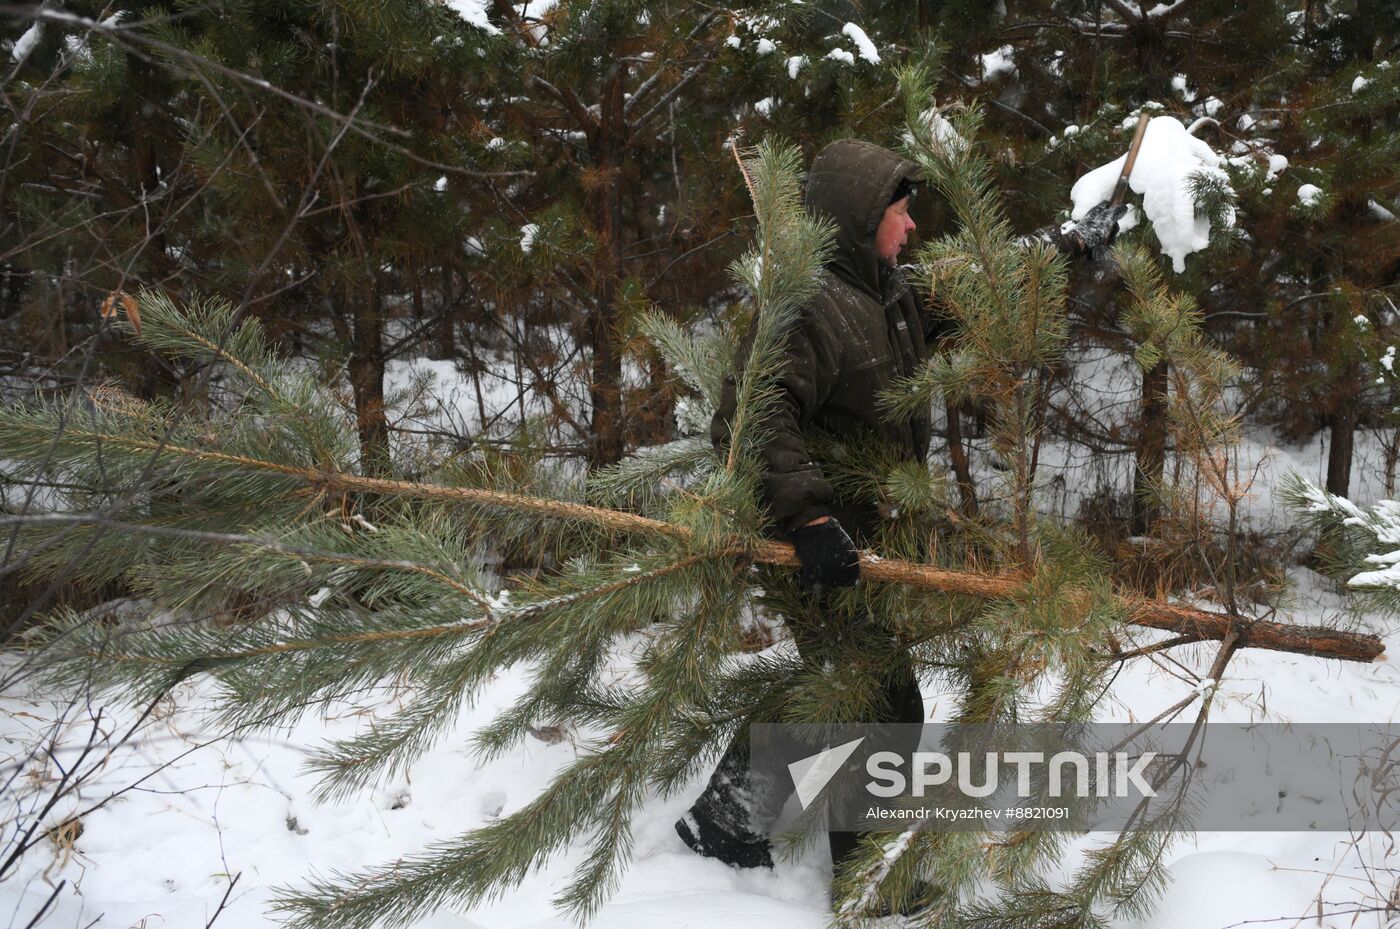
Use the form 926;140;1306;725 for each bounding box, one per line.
32;430;1381;663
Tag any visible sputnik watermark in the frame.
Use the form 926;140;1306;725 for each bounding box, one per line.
864;751;1157;799
786;747;1157;806
787;737;866;808
750;723;1400;832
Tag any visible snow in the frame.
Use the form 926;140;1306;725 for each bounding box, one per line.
786;55;805;79
824;47;854;66
1236;112;1255;131
1201;96;1223;116
10;21;41;62
1267;153;1289;179
754;97;775;116
840;23;880;64
755;38;776;55
1352;75;1371;94
433;175;448;192
978;44;1016;80
1069;115;1235;273
519;223;540;253
1062;124;1079;137
1117;852;1332;929
1298;183;1323;207
725;35;741;49
443;0;501;35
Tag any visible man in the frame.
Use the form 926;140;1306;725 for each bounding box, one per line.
676;139;1121;898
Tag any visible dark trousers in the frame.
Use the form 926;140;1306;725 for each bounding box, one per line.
684;593;925;873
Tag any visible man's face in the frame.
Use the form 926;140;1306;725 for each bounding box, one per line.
875;196;915;263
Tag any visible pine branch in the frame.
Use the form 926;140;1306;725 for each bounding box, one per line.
3;440;1378;661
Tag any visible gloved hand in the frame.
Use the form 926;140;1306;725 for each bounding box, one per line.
790;517;861;591
1068;201;1128;258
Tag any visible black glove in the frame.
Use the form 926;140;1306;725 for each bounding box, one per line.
790;517;861;592
1069;201;1128;258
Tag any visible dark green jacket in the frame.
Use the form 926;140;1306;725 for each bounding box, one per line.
712;139;948;542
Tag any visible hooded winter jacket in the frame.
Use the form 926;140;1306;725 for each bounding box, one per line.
712;139;950;542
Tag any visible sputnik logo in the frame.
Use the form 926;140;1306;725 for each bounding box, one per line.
788;737;866;808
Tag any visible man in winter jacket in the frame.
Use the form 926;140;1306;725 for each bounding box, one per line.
675;139;1121;893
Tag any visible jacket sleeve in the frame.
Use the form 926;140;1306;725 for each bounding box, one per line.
711;306;842;537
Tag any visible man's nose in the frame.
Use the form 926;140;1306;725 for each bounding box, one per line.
905;215;916;233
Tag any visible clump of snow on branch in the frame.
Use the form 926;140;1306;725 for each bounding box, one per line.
519;223;539;253
1297;183;1323;207
978;44;1016;81
1293;480;1400;589
825;47;855;65
443;0;500;35
10;21;42;62
786;55;805;79
840;23;880;64
901;105;968;155
1378;345;1397;384
1069;115;1235;273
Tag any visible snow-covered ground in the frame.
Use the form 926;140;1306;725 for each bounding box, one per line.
2;560;1398;929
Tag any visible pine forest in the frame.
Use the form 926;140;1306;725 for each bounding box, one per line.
0;3;1398;928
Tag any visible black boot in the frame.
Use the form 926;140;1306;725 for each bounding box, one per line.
676;736;778;869
674;810;774;869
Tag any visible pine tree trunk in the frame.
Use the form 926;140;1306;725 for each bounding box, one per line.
1326;406;1356;497
432;267;456;361
1133;360;1168;534
350;279;391;477
1324;296;1359;498
1384;429;1399;497
944;399;979;516
586;75;627;469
